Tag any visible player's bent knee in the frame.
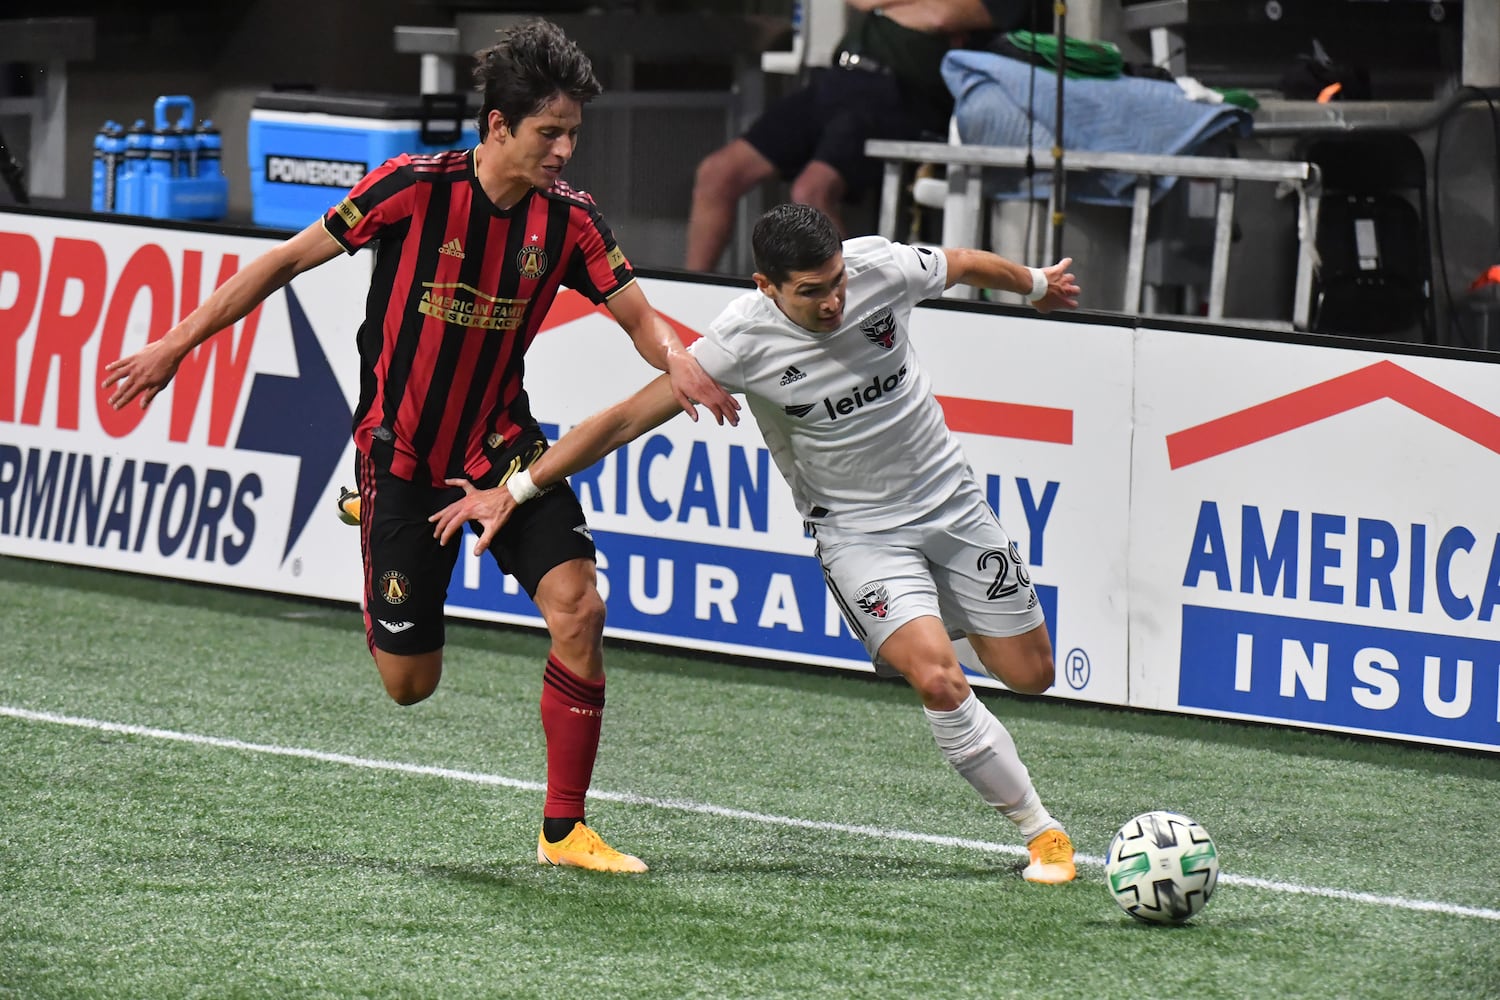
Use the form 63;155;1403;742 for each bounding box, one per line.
374;650;442;705
903;663;972;711
1006;654;1055;695
788;164;846;214
543;588;607;649
788;177;836;212
387;684;434;707
695;148;754;200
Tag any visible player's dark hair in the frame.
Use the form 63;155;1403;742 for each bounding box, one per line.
752;203;841;284
473;19;602;140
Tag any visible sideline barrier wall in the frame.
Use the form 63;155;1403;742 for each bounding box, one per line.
1;210;1495;752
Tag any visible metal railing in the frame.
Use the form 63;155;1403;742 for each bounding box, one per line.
866;139;1323;331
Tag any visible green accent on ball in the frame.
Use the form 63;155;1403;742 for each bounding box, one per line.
1108;852;1151;891
1180;843;1218;874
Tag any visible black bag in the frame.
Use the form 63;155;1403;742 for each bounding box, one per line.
1314;192;1427;336
1305;132;1433;340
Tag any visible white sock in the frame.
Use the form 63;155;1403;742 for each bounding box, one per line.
924;692;1061;842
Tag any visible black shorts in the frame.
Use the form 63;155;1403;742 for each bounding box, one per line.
742;68;946;199
355;428;596;655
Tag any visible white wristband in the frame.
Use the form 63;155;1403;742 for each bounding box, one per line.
506;468;542;505
1026;267;1049;303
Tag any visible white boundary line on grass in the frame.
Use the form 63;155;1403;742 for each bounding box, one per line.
6;704;1499;923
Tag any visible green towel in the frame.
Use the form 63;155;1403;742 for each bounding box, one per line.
1005;30;1123;80
1215;88;1260;111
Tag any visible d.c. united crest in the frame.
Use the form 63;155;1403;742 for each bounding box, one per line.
861;308;897;350
855;581;892;619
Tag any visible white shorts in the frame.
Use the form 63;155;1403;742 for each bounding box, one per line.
813;476;1045;674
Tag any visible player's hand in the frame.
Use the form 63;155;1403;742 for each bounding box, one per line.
1033;257;1081;314
429;478;517;556
665;351;739;426
101;337;184;410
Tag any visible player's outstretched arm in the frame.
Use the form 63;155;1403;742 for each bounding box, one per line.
941;247;1080;313
430;374;685;555
606;282;740;426
102;222;343;410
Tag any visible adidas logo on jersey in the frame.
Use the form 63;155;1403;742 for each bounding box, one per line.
779;366;806;386
439;238;465;259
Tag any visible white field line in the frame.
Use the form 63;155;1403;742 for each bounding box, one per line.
5;704;1498;923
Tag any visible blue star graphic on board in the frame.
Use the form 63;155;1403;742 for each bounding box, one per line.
234;285;351;562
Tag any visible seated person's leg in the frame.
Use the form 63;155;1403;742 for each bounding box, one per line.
802;72;939;234
687;139;778;272
686;81;826;271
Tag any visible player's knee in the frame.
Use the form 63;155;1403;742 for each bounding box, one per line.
907;663;971;711
788;175;835;212
385;677;437;706
373;651;442;705
545;587;607;649
695;147;751;200
789;165;845;215
1006;651;1055;695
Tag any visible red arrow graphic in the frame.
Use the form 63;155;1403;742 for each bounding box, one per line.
1166;359;1500;469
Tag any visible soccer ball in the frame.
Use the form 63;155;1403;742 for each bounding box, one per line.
1104;811;1220;924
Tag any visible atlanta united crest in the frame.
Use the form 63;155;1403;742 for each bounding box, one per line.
855;581;892;620
516;244;549;279
861;308;897;350
380;570;411;606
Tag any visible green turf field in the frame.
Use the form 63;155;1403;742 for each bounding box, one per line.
2;556;1497;999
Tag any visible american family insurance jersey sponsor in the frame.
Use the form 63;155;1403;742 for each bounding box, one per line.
323;149;633;486
690;237;964;531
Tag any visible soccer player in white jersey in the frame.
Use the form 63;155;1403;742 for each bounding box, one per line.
430;204;1082;882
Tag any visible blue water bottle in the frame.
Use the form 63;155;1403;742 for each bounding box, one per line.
91;121;126;212
169;125;193;177
145;125;175;179
142;95;193;217
183;118;229;220
143;124;178;218
118;119;150;215
194;120;222;179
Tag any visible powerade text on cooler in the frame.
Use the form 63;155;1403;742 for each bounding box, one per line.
248;90;479;230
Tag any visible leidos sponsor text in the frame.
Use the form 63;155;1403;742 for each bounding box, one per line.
820;367;908;420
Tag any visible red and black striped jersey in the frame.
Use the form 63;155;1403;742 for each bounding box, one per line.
322;148;634;485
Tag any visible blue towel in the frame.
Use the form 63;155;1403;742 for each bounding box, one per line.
941;50;1253;205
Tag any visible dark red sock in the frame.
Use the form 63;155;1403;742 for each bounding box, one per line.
539;654;605;819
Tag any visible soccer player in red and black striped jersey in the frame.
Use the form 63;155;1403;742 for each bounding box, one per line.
103;19;738;874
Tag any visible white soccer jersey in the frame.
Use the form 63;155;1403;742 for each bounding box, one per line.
691;236;968;532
